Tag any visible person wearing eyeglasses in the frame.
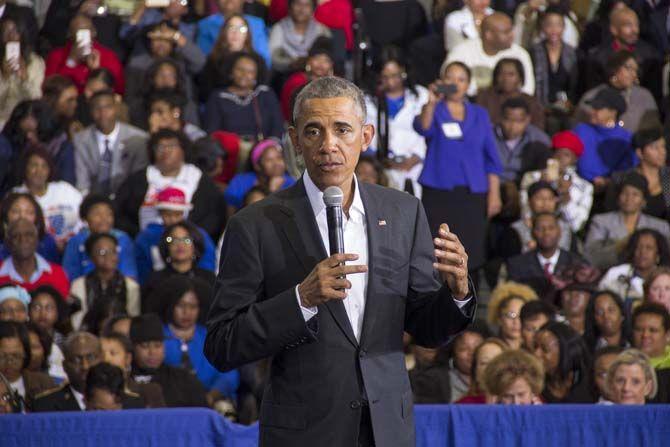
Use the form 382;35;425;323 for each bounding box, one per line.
141;221;215;311
69;233;140;331
487;281;538;349
114;128;226;240
0;321;55;412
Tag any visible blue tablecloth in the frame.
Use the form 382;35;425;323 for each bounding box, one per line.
2;405;669;446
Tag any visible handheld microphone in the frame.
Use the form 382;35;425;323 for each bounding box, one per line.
323;186;344;258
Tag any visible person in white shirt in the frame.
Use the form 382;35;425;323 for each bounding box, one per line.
364;53;429;197
444;0;494;51
446;12;535;96
12;146;82;249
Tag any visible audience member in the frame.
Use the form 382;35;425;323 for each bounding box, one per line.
0;16;44;128
147;91;206;142
269;0;330;73
513;0;579;49
0;193;59;263
631;303;670;369
0;99;76;187
364;49;428;197
114;129;226;239
443;320;490;402
506;212;587;298
415;61;502;271
477;59;546;129
28;286;67;378
100;331;166;408
519;131;592;233
533;321;595;402
0;284;30;322
0;320;55;410
530;6;579;133
25;322;55;377
592;345;624;403
559;284;592;334
84;362;139;410
585;173;670;270
606;348;657;404
128;313;208;407
354;156;388;187
409;343;451;404
583;291;630;352
203;51;283;139
487;281;538;349
73;90;149;197
197;0;270;65
444;0;494;51
0;219;69;298
457;337;507;403
69;233;140;330
576;50;660;133
598;229;670;303
605;128;669;219
520;300;556;351
482;348;544;404
41;75;82;139
12;146;83;248
44;15;124;94
142;221;216;311
224;139;294;213
446;13;535;95
644;267;670;313
574;87;634;184
158;276;239;405
62;194;137;282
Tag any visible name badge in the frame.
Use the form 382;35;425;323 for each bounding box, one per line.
441;122;463;139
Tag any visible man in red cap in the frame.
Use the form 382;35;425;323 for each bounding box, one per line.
519;130;594;233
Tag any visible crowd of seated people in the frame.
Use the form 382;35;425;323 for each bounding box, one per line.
2;0;670;423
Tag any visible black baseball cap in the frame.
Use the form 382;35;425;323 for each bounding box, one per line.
528;180;558;199
586;87;627;115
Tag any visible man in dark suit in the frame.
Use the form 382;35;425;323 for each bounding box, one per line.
507;212;588;300
31;332;143;412
205;77;476;447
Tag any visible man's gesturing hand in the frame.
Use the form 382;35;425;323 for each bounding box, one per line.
433;224;470;300
298;253;368;308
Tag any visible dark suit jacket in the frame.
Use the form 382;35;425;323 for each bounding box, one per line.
506;249;588;301
22;370;56;411
31;383;145;412
205;179;476;447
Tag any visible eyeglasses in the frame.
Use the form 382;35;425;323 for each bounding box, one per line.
155;143;181;153
31;303;56;313
67;353;99;367
166;236;192;245
0;353;25;366
501;311;519;321
93;248;118;257
228;25;249;34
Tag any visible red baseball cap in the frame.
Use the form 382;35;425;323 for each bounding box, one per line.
551;131;584;158
155;187;193;211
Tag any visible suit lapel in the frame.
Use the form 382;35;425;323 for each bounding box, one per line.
278;180;358;348
358;183;381;348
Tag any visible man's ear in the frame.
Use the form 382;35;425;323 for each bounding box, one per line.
361;123;375;152
288;126;301;155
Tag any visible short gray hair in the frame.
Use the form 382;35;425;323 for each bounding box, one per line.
606;348;658;399
63;331;100;359
292;76;367;125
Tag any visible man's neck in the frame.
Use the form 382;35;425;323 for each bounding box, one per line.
539;247;558;259
482;41;499;56
97;123;116;136
13;256;37;281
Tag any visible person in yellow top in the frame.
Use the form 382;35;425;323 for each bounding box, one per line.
631;303;670;370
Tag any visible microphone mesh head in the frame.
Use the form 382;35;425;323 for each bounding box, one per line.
323;186;344;207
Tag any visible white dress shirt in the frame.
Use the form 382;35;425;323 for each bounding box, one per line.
537;250;560;275
70;386;86;410
296;171;470;341
95;122;120;157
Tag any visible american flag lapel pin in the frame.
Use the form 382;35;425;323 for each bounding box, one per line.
378;219;387;226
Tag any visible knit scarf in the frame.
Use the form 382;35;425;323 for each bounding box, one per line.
279;18;322;59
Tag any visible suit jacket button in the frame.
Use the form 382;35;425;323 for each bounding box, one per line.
350;400;361;409
359;350;367;358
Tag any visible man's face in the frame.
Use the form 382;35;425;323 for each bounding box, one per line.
484;17;514;51
63;337;102;391
500;107;530;140
532;214;560;251
7;219;38;261
69;15;95;42
611;11;639;46
218;0;243;16
528;189;557;214
91;95;118;134
632;313;670;358
134;341;165;370
290;97;374;192
289;0;314;23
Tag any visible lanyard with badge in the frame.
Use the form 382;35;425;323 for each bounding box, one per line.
441;122;463;140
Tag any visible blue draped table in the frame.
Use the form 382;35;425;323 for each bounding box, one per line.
2;404;669;446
